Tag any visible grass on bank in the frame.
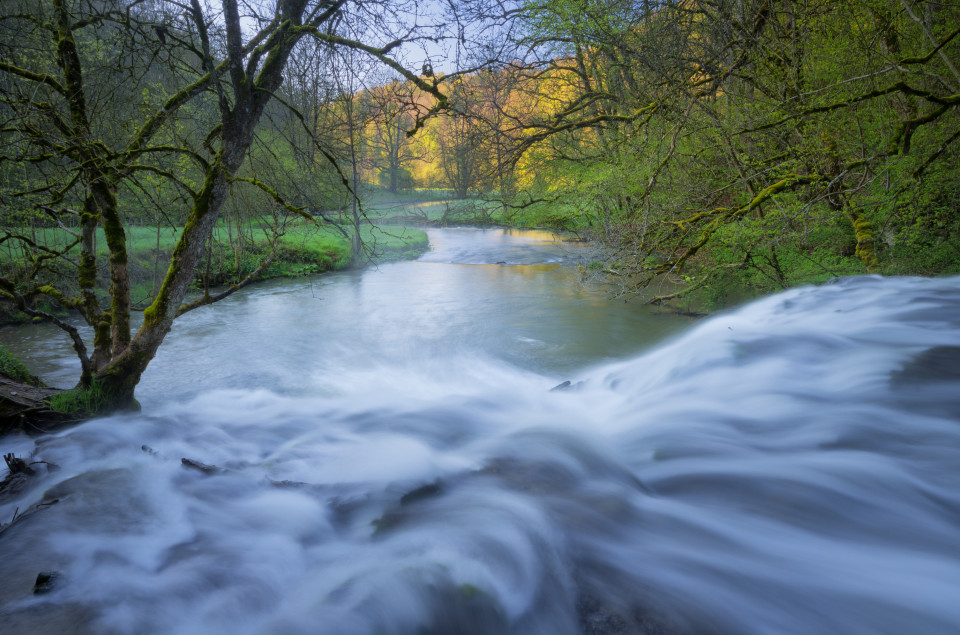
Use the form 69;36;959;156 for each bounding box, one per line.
46;381;108;415
0;341;43;385
1;209;429;264
0;212;429;322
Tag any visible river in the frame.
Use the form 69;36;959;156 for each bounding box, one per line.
1;227;959;634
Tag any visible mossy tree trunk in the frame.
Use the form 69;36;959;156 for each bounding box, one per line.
0;0;448;417
90;2;308;409
846;207;881;273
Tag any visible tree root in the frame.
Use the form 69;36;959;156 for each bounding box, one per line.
0;453;61;535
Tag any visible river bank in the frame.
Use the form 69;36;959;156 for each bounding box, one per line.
0;220;429;327
0;216;431;428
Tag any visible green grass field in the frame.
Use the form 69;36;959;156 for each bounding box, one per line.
1;217;427;266
1;214;429;317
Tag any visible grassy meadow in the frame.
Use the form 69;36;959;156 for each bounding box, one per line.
1;211;429;322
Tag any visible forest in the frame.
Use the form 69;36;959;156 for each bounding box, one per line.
1;4;960;633
1;0;959;415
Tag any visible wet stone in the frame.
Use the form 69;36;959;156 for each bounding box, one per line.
33;570;59;594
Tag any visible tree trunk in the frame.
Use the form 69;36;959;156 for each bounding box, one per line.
92;81;283;408
93;159;233;407
84;1;305;410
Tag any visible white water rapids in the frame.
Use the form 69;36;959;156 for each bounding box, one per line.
1;229;959;634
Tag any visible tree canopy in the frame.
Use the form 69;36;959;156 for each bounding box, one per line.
495;0;960;303
0;0;449;415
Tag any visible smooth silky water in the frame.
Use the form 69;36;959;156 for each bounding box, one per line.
1;228;959;634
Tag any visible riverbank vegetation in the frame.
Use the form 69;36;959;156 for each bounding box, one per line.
0;215;428;324
325;1;960;309
523;0;960;308
0;343;41;387
429;0;960;309
230;0;959;310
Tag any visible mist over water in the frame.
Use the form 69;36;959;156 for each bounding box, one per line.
1;229;959;634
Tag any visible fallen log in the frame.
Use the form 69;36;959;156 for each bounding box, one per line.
0;376;79;436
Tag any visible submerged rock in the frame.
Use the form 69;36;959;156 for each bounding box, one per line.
550;380;585;392
180;457;227;474
33;570;59;595
400;481;444;506
578;594;680;635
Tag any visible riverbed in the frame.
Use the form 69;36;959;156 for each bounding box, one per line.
1;228;959;634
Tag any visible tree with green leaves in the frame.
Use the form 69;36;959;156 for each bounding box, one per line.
0;0;448;423
506;0;960;303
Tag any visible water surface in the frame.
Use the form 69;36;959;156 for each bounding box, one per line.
1;228;959;634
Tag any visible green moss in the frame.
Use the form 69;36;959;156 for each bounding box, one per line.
0;342;43;386
847;209;880;272
94;313;112;347
78;253;97;288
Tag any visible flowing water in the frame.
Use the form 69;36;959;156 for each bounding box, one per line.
1;228;959;634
